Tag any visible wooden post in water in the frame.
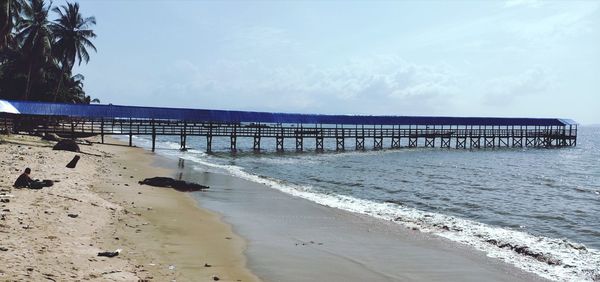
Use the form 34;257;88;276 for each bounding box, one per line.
276;127;284;152
253;125;261;152
231;124;237;153
373;124;383;150
207;123;213;153
100;118;104;143
315;124;323;152
129;118;133;147
356;125;365;150
335;125;344;151
151;120;156;152
391;125;400;149
295;124;303;152
180;121;187;150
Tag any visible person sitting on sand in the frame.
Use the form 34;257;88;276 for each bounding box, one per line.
14;167;34;188
14;168;52;189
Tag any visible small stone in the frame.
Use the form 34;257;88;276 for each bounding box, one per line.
67;214;79;218
204;263;211;267
212;276;220;281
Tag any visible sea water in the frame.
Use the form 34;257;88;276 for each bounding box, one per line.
121;126;600;281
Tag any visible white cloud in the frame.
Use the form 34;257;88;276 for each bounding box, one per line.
482;68;553;106
150;55;461;115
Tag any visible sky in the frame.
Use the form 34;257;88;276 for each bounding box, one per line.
70;0;599;124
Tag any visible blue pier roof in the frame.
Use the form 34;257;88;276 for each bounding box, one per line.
1;100;576;126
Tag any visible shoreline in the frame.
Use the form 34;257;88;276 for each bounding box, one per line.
0;134;258;281
180;164;548;282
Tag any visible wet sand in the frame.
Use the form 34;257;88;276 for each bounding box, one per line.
0;134;258;281
180;167;548;282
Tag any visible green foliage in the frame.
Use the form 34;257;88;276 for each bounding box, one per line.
0;0;98;104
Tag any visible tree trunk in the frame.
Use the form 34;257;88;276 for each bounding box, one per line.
0;0;10;49
53;66;66;102
23;61;33;101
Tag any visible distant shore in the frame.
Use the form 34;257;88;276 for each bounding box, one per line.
0;134;258;281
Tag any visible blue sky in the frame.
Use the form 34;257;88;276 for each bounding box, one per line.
72;0;599;124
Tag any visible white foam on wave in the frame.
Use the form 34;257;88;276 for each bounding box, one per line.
127;137;600;282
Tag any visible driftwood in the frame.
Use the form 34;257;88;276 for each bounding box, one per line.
66;155;80;168
138;177;209;192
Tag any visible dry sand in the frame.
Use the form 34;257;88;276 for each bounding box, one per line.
0;134;258;282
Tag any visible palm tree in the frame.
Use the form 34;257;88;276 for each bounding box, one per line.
15;0;52;101
0;0;25;50
50;2;96;101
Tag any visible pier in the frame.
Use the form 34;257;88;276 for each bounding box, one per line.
0;100;577;153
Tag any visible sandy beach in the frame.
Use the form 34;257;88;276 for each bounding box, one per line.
0;134;258;282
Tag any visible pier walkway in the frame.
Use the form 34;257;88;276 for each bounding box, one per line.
0;100;577;153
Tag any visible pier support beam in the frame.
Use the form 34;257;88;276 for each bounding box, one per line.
336;137;344;151
513;137;523;147
456;137;466;149
525;137;535;147
180;122;187;151
207;124;213;153
484;137;495;148
253;136;261;152
276;136;284;152
230;125;237;153
391;137;400;149
315;136;324;152
408;137;417;148
355;137;364;151
151;128;156;152
335;126;344;151
128;119;133;147
179;130;187;150
295;136;303;152
334;126;343;151
356;125;365;151
390;126;400;149
276;127;284;152
470;137;480;149
408;125;417;148
441;137;450;148
230;136;237;153
100;119;104;144
373;137;383;150
425;137;435;148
